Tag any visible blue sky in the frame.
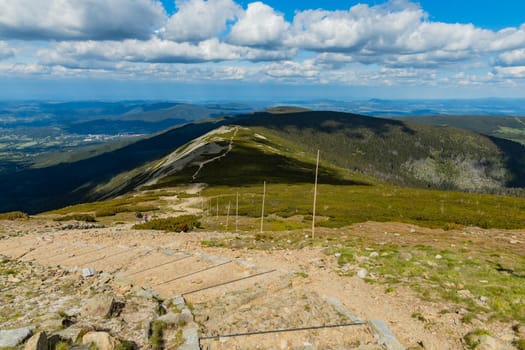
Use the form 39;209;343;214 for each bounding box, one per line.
1;0;525;100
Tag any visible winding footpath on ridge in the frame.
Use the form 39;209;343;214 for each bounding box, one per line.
192;127;238;182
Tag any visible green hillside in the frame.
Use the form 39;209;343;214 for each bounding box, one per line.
0;118;230;213
394;115;525;146
46;122;525;230
236;112;525;191
1;110;525;216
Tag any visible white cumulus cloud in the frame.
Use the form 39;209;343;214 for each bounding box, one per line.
163;0;241;42
0;0;166;40
0;41;15;60
497;49;525;67
229;2;289;47
38;38;293;65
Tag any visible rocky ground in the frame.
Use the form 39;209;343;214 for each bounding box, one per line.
0;215;524;349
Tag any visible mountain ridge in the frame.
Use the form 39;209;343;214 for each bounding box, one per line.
1;110;525;214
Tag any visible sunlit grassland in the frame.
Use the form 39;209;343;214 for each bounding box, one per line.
41;190;175;218
200;183;525;230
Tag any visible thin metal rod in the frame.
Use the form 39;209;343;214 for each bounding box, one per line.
37;244;84;261
123;254;192;277
156;260;232;286
226;201;231;230
182;269;276;296
201;321;367;340
51;245;108;263
260;181;266;233
0;241;37;255
79;248;134;265
312;149;320;240
235;192;239;232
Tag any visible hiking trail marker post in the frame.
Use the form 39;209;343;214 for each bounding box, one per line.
260;181;266;233
236;192;239;232
312;149;320;240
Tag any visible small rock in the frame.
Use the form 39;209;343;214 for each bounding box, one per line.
357;269;368;279
7;275;21;283
82;267;97;278
457;289;474;299
71;344;93;350
158;310;193;326
303;342;317;350
399;252;412;261
476;334;514;350
82;332;118;350
24;331;47;350
509;240;518;244
180;326;200;350
0;327;33;348
82;294;121;318
56;326;93;344
132;286;161;300
370;252;379;258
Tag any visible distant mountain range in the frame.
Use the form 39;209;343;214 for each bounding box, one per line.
2;108;525;214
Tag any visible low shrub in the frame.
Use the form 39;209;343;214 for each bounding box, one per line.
464;329;492;349
0;211;29;220
53;214;96;222
133;215;202;233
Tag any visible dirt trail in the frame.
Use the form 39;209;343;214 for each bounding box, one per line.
2;200;523;349
0;222;483;350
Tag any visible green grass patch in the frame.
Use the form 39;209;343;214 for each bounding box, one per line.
351;244;525;322
464;329;492;349
134;215;202;232
53;214;96;222
45;192;164;216
201;183;525;230
513;339;525;350
0;211;29;220
149;320;167;350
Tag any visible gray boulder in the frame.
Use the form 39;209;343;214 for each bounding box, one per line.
0;327;33;348
23;332;47;350
158;310;193;326
56;326;93;344
476;335;514;350
82;332;118;350
82;294;123;318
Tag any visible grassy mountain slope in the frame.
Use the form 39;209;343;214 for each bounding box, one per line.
49;122;525;230
0;118;229;213
2;110;525;215
235;112;525;191
394;115;525;145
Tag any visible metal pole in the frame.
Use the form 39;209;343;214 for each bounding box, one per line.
226;201;231;230
312;149;320;240
236;192;239;232
260;181;266;233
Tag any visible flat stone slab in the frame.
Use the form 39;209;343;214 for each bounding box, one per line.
179;325;200;350
323;297;362;322
0;327;33;347
368;320;405;350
